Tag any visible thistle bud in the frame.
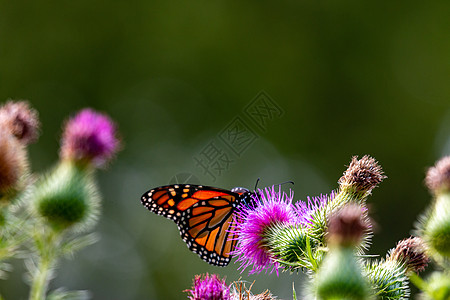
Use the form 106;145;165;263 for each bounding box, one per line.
422;157;450;259
311;156;384;249
33;161;99;231
338;155;386;199
314;247;370;300
0;130;29;203
0;100;40;145
327;204;370;248
425;156;450;194
364;258;410;300
314;204;371;300
387;237;429;275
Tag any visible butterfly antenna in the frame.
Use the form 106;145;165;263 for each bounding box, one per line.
254;178;260;190
278;180;294;186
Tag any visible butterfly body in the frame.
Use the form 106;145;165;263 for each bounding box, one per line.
141;184;254;266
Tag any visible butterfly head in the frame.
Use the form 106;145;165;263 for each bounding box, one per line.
231;187;250;194
232;187;260;208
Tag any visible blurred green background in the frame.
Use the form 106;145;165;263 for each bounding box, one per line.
1;0;450;299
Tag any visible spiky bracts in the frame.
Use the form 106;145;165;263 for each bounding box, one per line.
33;161;100;232
364;259;410;300
364;237;429;300
387;237;429;275
338;155;386;199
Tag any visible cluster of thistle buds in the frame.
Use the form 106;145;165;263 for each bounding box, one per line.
186;155;450;300
0;100;120;300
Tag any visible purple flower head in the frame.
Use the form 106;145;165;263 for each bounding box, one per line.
185;273;230;300
60;108;120;167
294;191;336;227
232;185;296;275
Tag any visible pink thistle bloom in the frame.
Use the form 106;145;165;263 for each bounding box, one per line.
232;186;297;275
185;273;230;300
60;108;120;167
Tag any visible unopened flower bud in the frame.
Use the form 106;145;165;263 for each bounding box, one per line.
364;258;410;299
387;237;429;274
338;155;386;198
421;157;450;259
0;100;40;145
0;130;29;203
34;161;99;231
327;204;371;248
315;247;370;300
425;156;450;194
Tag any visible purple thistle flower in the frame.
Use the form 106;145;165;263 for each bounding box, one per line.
232;186;297;275
294;191;336;227
185;273;230;300
60;108;120;167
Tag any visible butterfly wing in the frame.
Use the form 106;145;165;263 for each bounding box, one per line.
141;184;242;266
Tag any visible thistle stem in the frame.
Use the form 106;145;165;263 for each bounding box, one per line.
30;256;53;300
409;273;427;293
29;231;59;300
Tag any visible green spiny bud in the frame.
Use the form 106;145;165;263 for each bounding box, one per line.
338;155;386;201
266;223;319;271
417;157;450;262
364;259;410;300
423;193;450;259
387;237;429;275
315;247;371;300
34;161;99;232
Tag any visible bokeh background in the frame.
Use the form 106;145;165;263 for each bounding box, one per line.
1;0;450;299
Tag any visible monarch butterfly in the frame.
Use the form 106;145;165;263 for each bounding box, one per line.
140;184;256;266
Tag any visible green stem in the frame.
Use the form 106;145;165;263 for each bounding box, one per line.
29;231;59;300
29;256;53;300
409;273;428;293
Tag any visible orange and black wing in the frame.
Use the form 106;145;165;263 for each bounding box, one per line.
141;184;242;266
